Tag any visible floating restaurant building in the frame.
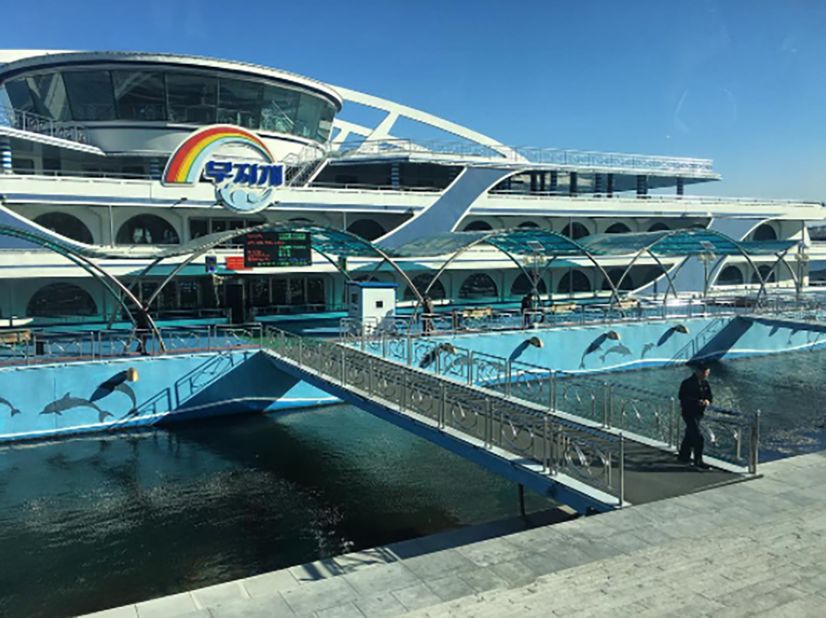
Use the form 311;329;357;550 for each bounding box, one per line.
0;50;822;325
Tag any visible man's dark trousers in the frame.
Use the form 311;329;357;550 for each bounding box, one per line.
678;413;704;463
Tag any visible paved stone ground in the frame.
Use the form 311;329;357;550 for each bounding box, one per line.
86;451;826;618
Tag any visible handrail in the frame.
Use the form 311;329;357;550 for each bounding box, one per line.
264;325;625;505
0;324;264;367
332;137;717;177
0;103;89;145
344;327;760;473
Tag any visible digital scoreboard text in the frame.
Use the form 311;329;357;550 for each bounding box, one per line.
243;232;312;268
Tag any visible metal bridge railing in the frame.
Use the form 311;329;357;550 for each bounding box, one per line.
265;326;625;505
0;324;264;367
341;330;760;474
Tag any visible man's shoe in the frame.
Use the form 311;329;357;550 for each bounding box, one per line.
677;455;691;464
693;461;711;470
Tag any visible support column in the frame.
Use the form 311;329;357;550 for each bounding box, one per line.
676;177;684;196
148;157;163;180
636;175;648;197
594;173;604;195
569;172;578;195
0;137;12;174
606;173;614;197
549;171;558;193
390;162;400;189
530;172;538;193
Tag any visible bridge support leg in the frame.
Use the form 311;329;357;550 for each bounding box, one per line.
518;484;526;518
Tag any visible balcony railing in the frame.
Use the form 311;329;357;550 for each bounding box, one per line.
332;138;718;177
0;104;89;145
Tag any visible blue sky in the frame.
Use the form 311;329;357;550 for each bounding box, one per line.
4;0;826;201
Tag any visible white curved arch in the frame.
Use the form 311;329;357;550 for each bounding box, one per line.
329;85;527;162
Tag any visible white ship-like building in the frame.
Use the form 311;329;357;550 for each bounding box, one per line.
0;50;822;325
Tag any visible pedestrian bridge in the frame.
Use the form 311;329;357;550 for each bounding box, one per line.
262;328;759;514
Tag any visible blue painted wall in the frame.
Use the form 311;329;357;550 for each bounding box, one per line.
379;316;826;374
0;351;336;443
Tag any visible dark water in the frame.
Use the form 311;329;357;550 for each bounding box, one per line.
2;349;825;617
613;348;826;461
0;405;553;617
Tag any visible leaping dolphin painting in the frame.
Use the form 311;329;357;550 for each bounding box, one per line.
40;394;113;423
90;371;138;415
0;396;21;417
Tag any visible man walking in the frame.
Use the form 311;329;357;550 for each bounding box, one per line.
678;363;713;469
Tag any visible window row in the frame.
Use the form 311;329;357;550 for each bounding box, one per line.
5;69;336;142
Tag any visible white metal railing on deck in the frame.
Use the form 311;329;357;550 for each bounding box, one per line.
0;103;89;145
332;138;717;177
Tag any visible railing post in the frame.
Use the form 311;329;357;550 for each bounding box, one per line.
548;371;555;411
506;361;512;397
467;350;474;385
480;398;489;447
750;409;761;474
340;346;346;384
603;382;611;427
406;335;412;366
619;433;626;507
298;337;304;365
439;382;446;428
543;415;549;472
368;358;374;394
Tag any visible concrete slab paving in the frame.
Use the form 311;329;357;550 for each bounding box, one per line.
81;451;826;618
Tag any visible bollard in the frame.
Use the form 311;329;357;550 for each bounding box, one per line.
749;409;761;474
618;433;626;507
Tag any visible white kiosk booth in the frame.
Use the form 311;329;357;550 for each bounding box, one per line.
347;281;398;333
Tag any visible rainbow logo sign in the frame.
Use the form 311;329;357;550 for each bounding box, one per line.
162;125;284;213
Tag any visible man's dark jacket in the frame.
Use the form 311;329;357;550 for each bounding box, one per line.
679;375;713;418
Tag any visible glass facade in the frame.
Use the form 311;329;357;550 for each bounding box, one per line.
3;67;337;143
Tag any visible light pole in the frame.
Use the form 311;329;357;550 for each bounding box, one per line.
698;249;716;301
793;243;810;301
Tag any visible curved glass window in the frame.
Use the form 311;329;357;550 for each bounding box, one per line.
557;270;591;293
752;264;776;284
648;222;670;232
463;220;493;232
511;274;547;296
347;219;385;241
752;224;777;241
459;273;498;300
113;70;167;121
561;222;590;240
167;72;217;123
27;283;97;317
34;212;93;244
403;273;446;301
63;71;116;120
218;77;262;129
605;222;631;234
117;215;179;245
717;265;744;285
4;68;337;143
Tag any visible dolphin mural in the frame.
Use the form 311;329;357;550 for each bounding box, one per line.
0;396;21;417
599;344;632;362
41;394;113;423
640;342;655;358
90;371;138;415
579;331;619;369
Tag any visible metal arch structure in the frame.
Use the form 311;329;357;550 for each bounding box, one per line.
329;86;527;162
405;229;626;320
603;229;773;304
140;223;427;310
0;224;162;340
